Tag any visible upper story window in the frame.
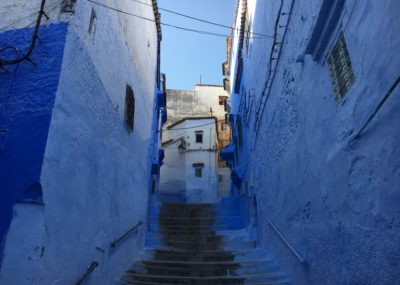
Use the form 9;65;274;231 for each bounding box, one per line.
237;116;243;147
220;121;227;131
195;131;203;143
88;8;97;40
124;85;135;132
219;96;227;106
327;33;355;100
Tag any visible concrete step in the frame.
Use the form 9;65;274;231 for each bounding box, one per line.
128;260;279;277
149;215;249;227
145;236;257;251
149;223;246;232
142;249;268;262
121;272;288;285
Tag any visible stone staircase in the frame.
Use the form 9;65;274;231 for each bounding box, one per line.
121;198;289;284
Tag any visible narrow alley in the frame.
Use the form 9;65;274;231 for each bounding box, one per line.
0;0;399;284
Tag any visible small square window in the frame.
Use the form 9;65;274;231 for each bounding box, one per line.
195;131;203;143
195;168;202;177
327;33;355;100
219;96;227;105
193;163;204;178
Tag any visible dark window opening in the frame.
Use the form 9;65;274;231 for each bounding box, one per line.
195;131;203;143
237;116;243;147
220;121;226;131
195;168;202;177
219;96;227;106
124;85;135;132
193;163;204;178
88;8;97;36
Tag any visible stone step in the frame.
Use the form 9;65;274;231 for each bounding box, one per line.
142;249;268;262
148;223;245;232
121;272;288;285
128;260;279;277
149;215;248;227
122;281;290;285
145;236;257;251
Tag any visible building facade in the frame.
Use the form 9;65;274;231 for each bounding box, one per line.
160;117;218;203
0;0;166;283
224;0;400;284
163;85;231;198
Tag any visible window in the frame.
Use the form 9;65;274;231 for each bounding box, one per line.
220;121;226;131
195;131;203;143
88;8;97;37
219;96;227;106
124;85;135;132
237;116;243;147
327;33;355;99
193;163;204;177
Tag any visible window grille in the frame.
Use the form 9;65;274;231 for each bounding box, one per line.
327;33;355;99
193;163;204;177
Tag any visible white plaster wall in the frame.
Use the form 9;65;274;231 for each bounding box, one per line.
230;0;400;283
0;0;64;32
0;0;159;284
194;85;228;119
159;141;186;194
166;86;229;126
160;119;218;202
164;119;217;151
184;151;217;203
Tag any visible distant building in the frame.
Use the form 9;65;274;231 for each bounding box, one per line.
224;0;400;284
0;0;165;283
160;117;218;203
162;85;231;198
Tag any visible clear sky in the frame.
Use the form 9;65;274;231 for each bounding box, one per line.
158;0;236;90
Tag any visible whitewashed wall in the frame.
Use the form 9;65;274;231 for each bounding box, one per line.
160;119;218;202
0;0;159;284
229;0;400;284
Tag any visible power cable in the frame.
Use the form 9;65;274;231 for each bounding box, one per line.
164;119;226;131
0;0;62;32
86;0;266;39
0;0;49;66
129;0;271;38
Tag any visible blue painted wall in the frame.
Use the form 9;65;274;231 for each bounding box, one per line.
0;23;68;255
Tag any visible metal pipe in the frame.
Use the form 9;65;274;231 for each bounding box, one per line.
353;75;400;139
75;261;99;285
110;220;143;248
266;217;307;265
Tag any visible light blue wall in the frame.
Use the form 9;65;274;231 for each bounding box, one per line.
227;0;400;283
0;23;68;257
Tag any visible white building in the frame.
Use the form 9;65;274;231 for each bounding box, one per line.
164;85;231;198
0;0;165;284
160;117;218;203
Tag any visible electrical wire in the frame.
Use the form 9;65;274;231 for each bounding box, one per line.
164;119;226;131
129;0;271;38
86;0;266;39
0;0;62;32
0;0;50;66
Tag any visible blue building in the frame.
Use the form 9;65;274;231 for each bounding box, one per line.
223;0;400;283
0;0;165;283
